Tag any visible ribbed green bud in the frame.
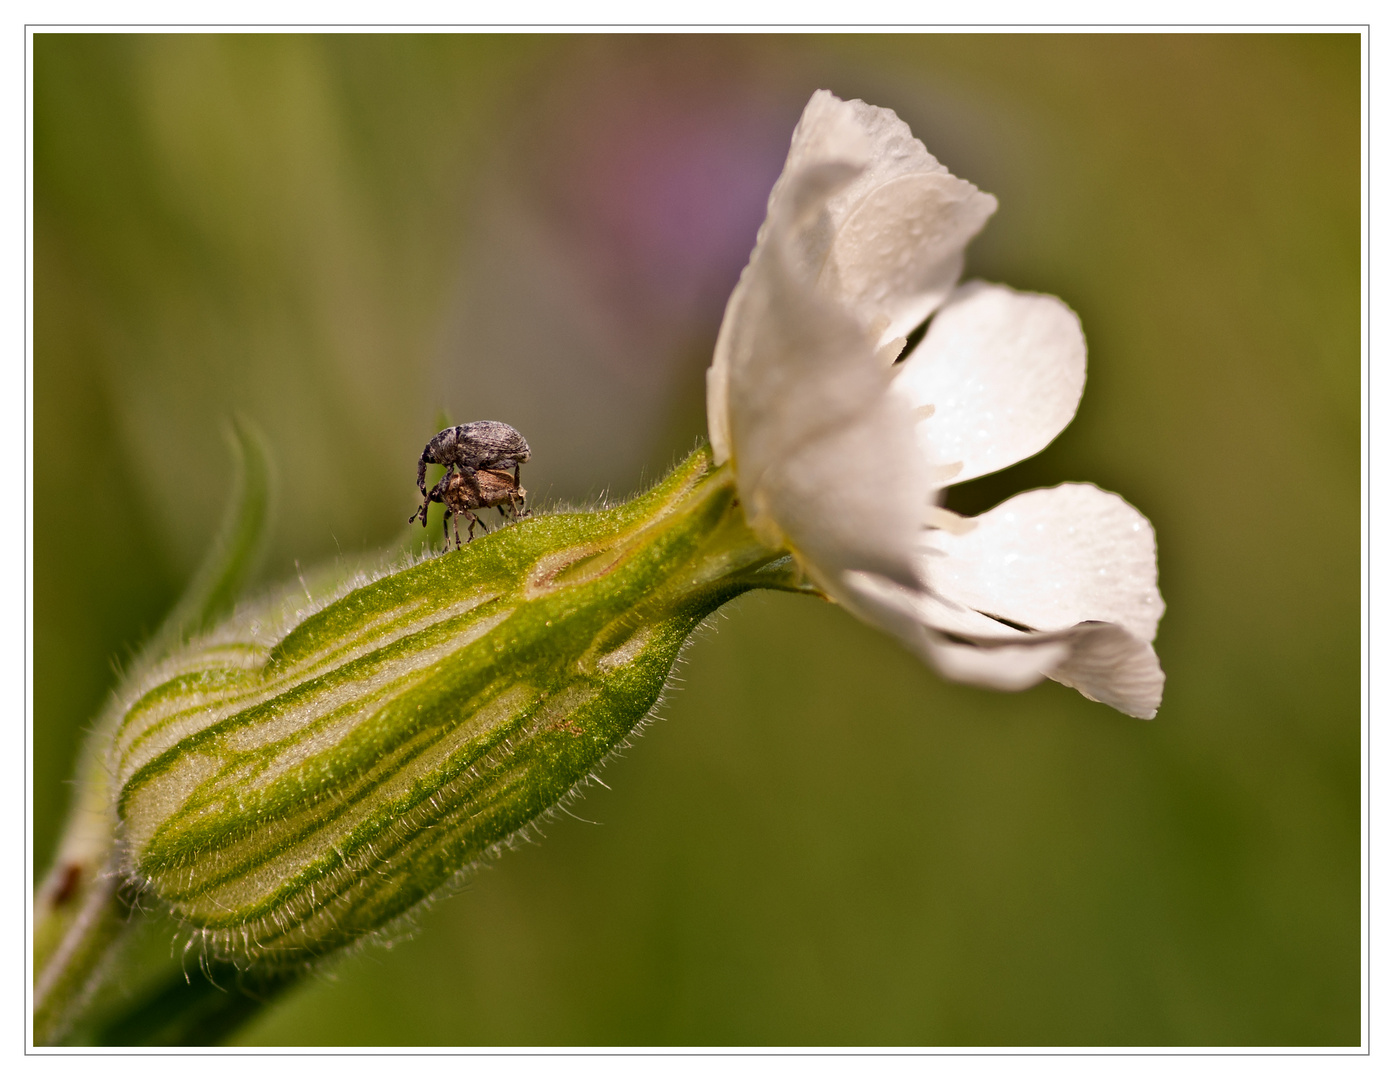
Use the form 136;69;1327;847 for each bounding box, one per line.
111;448;792;967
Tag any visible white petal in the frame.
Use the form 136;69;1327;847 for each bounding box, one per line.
708;91;996;460
894;281;1086;482
835;572;1062;692
714;167;930;589
927;484;1164;644
1044;622;1165;720
751;381;928;595
770;91;990;285
841;566;1164;719
769;90;873;233
794;93;997;345
842;568;1079;696
924;636;1070;692
709;153;865;459
841;568;1030;643
924;622;1165;718
706;95;868;467
825;170;996;347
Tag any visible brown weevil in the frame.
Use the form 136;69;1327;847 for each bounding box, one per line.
411;467;528;549
413;421;531;502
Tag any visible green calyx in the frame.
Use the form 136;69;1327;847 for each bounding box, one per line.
113;446;793;967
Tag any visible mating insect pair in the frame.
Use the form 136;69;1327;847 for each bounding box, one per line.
408;421;532;549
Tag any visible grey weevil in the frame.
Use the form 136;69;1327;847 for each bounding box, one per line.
412;421;531;501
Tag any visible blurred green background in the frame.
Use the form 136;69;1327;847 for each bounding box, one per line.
32;34;1360;1045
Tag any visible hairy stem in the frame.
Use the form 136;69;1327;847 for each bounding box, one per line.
32;862;129;1045
33;419;274;1046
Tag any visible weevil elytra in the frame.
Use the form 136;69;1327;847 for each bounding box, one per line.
410;467;528;549
413;421;531;502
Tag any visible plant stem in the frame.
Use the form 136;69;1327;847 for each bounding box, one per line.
32;858;129;1046
90;963;302;1046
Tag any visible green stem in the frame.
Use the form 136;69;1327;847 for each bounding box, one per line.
91;963;302;1046
32;860;129;1046
33;418;275;1046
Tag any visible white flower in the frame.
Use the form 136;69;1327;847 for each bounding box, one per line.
706;90;1165;719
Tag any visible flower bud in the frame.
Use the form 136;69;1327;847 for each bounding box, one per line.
112;449;782;967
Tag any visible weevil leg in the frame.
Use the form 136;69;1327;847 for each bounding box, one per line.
458;467;483;501
414;476;447;527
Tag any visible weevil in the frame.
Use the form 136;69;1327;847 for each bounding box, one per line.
411;467;529;549
413;421;531;503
